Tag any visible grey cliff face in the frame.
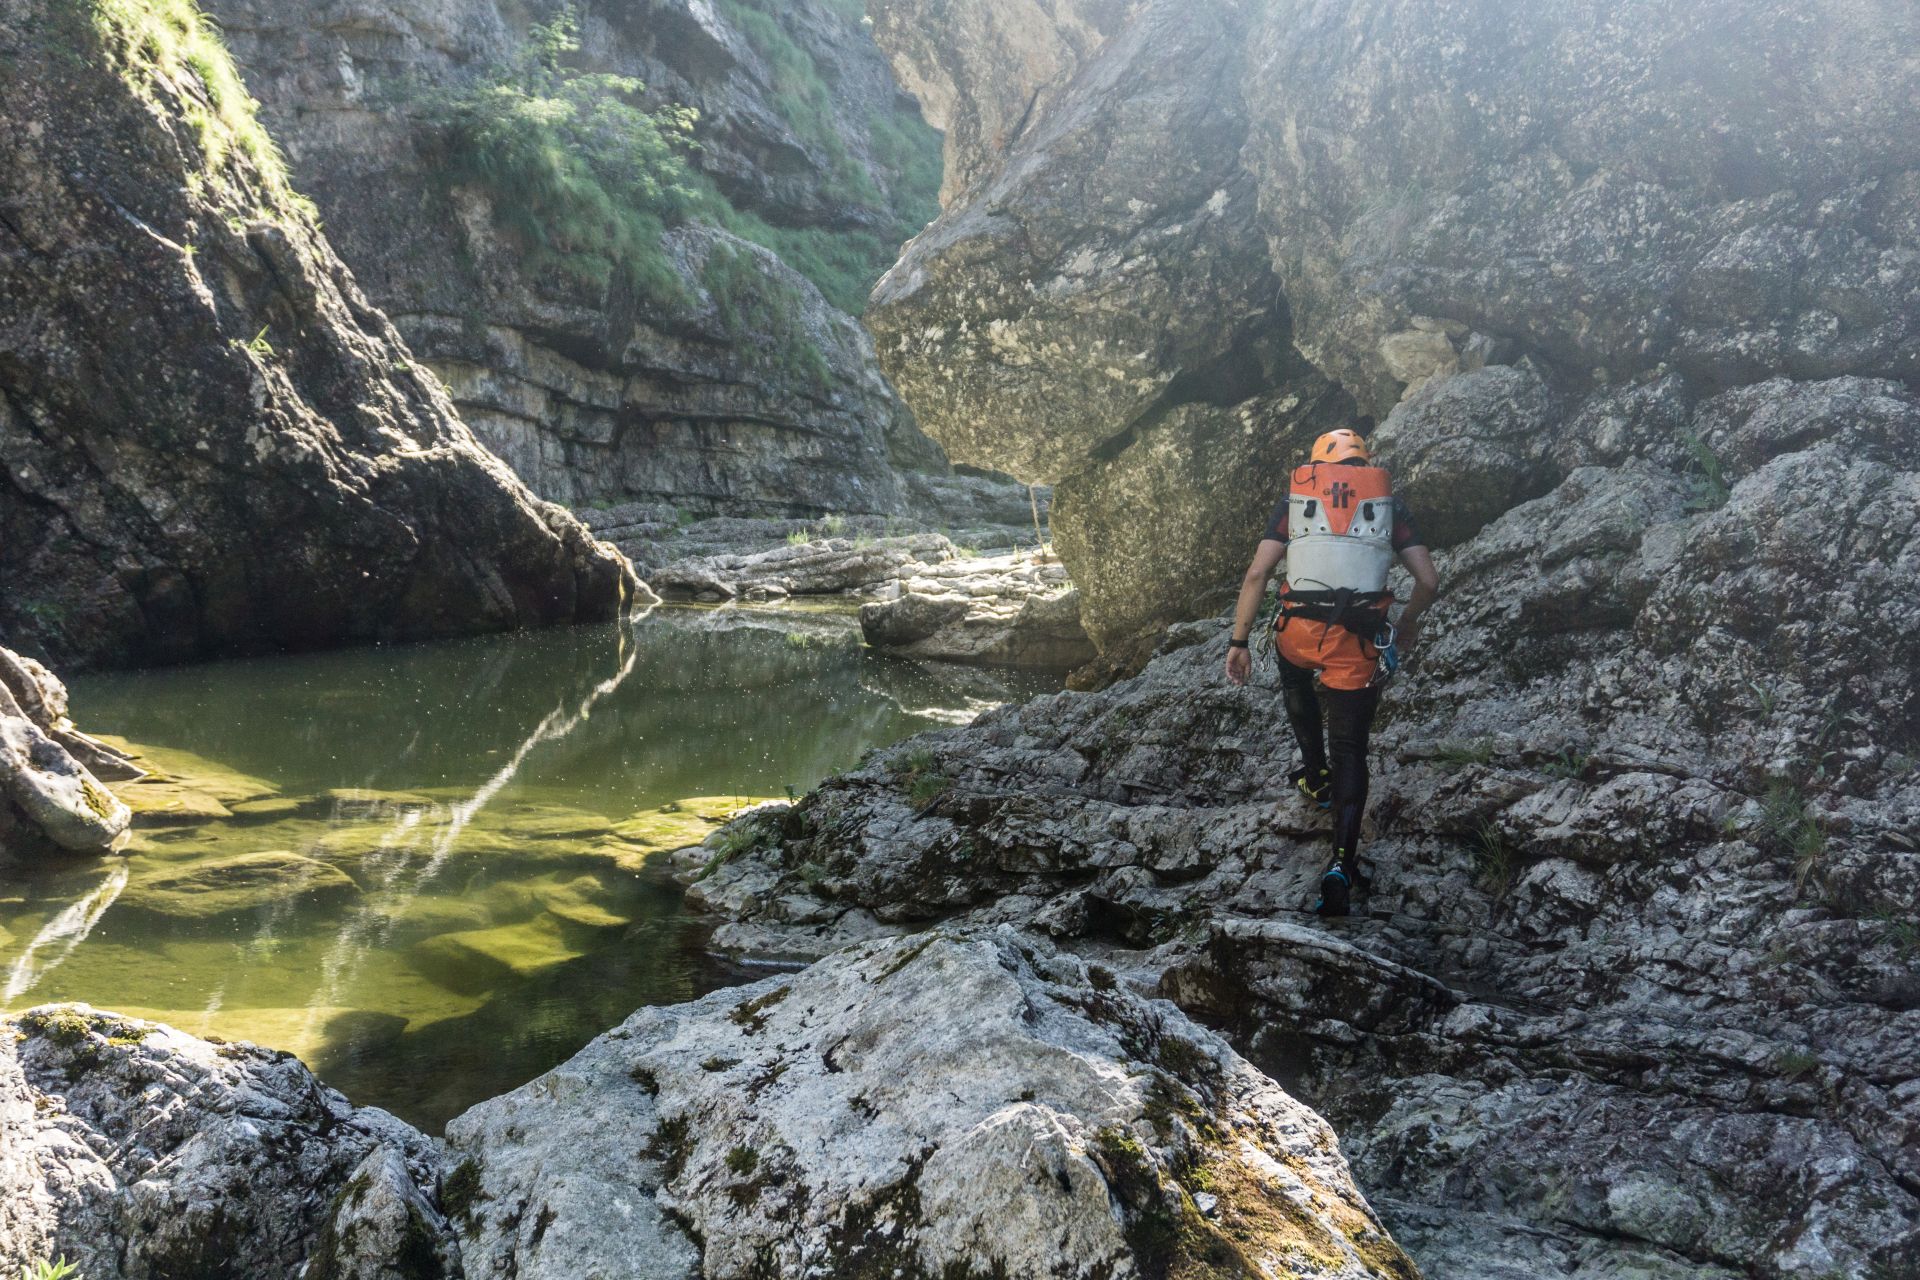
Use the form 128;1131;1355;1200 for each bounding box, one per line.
677;374;1920;1279
1;1006;459;1279
865;0;1920;668
201;0;949;517
0;0;639;669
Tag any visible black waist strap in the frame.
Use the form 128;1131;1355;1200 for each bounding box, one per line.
1279;587;1393;638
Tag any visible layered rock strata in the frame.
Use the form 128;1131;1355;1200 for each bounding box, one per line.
203;0;949;515
0;0;639;669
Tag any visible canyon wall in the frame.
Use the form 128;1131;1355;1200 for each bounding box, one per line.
1;0;638;670
204;0;954;516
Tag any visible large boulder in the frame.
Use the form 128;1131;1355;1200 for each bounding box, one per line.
869;0;1281;486
445;927;1417;1280
1241;0;1920;415
864;0;1920;677
200;0;950;516
0;0;641;669
0;1005;459;1279
869;0;1138;203
859;552;1095;667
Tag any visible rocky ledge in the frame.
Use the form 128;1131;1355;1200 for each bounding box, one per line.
448;927;1415;1280
3;931;1419;1280
1;1005;460;1278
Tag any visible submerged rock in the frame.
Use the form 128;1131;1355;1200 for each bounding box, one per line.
118;850;361;922
0;0;640;669
0;1005;457;1279
445;927;1416;1280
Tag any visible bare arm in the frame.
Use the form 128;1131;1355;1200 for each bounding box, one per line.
1225;539;1286;685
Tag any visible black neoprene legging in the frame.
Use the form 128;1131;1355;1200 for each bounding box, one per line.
1278;655;1380;865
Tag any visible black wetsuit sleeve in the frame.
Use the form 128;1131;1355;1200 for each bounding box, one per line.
1263;499;1289;544
1391;496;1425;552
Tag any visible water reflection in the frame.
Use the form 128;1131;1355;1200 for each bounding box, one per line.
0;607;1055;1129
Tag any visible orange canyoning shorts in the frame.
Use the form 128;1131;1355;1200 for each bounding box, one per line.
1274;616;1380;691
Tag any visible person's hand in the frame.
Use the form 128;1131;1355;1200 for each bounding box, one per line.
1226;645;1252;686
1397;618;1422;659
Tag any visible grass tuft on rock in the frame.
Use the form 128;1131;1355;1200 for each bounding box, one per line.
83;0;314;220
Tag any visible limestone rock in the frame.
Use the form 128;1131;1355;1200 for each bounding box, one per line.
0;0;640;669
869;0;1281;487
1241;0;1920;416
864;0;1920;678
859;553;1095;667
1051;377;1353;661
0;1005;457;1279
868;0;1137;203
445;928;1416;1280
0;646;131;861
1366;364;1563;549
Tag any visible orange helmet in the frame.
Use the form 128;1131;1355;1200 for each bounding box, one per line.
1310;429;1372;465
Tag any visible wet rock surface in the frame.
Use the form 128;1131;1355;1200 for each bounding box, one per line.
681;374;1920;1278
445;927;1417;1280
0;0;639;670
203;0;948;517
0;1005;458;1279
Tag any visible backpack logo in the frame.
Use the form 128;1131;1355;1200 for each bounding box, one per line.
1328;481;1354;509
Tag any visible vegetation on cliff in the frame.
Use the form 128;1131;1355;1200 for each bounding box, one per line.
417;2;940;318
78;0;311;220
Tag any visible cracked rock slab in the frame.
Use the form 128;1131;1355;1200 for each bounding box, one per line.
444;927;1418;1280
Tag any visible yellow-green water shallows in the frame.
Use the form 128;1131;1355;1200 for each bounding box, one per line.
0;608;1055;1131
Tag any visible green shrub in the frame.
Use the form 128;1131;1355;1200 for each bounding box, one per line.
416;7;702;312
1756;782;1826;892
1474;822;1517;897
16;1260;81;1280
1433;740;1496;769
1683;429;1731;512
409;1;940;319
702;242;831;390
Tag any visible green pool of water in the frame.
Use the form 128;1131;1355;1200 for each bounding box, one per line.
0;606;1054;1131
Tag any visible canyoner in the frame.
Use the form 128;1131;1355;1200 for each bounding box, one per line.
1226;429;1440;917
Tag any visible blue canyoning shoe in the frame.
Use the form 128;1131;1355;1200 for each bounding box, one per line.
1313;862;1352;918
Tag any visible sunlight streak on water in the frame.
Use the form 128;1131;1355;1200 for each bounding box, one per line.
295;623;644;1044
3;862;131;1001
